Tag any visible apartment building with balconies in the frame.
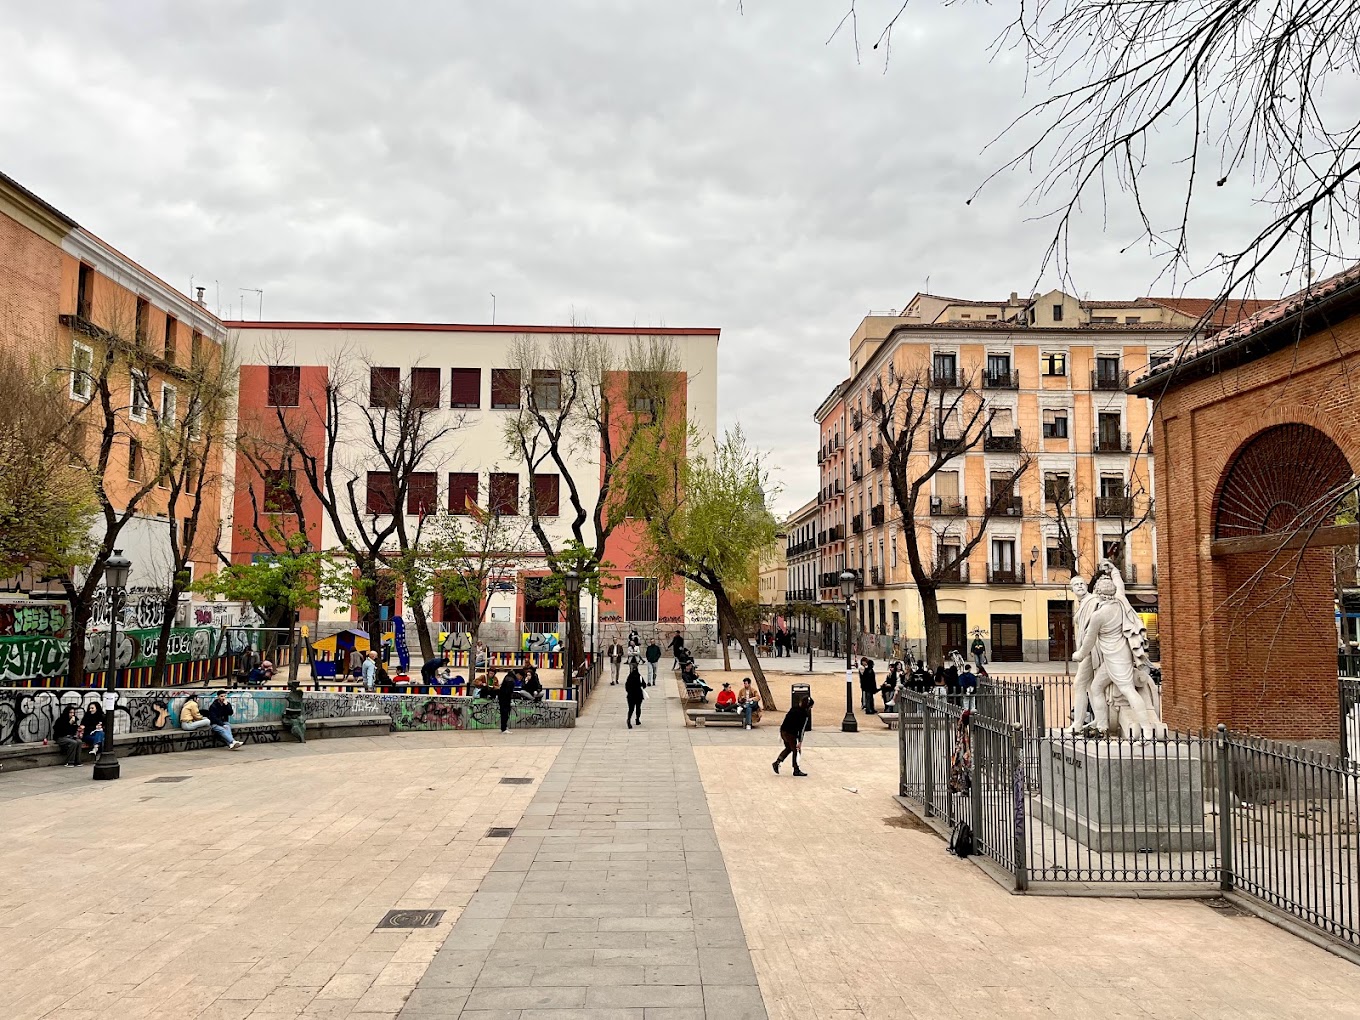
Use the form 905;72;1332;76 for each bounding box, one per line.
813;381;850;651
832;288;1268;662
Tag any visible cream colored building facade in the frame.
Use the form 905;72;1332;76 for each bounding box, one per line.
833;289;1242;662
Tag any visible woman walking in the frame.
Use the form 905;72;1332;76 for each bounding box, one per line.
625;663;646;729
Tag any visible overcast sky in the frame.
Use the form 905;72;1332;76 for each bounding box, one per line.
1;0;1280;514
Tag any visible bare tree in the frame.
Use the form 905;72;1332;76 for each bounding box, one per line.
502;329;683;669
868;365;1033;666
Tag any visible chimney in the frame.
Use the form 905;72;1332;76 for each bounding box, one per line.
1009;292;1019;304
195;286;206;306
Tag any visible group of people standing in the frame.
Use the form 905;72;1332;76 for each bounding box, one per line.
607;629;665;688
853;653;986;714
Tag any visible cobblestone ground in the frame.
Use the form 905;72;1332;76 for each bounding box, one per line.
2;684;1358;1019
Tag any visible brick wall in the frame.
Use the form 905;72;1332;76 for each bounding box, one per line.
1155;313;1360;739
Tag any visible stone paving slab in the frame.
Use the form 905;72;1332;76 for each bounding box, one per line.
399;684;768;1020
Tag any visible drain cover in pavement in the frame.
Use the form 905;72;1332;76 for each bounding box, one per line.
486;827;515;838
500;777;533;785
376;909;445;929
147;776;191;783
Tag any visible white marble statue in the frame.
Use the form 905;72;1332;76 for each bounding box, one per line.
1066;576;1097;733
1075;562;1165;739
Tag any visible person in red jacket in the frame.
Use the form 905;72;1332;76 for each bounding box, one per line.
715;682;738;712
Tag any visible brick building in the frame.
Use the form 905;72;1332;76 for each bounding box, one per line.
1131;268;1360;741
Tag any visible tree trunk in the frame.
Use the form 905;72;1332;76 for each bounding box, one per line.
565;591;584;679
713;583;775;710
287;613;299;683
66;603;91;686
152;581;187;685
409;594;435;660
920;581;942;667
719;617;731;671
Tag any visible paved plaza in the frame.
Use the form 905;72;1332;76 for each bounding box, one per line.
2;682;1358;1019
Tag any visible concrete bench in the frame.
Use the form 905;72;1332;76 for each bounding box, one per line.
0;714;391;772
880;713;900;729
686;709;758;728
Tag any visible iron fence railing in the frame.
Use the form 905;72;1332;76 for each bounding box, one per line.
898;684;1360;951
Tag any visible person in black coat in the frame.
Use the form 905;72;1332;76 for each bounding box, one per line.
773;698;814;776
858;657;878;714
624;664;646;728
497;669;519;733
79;702;107;760
53;705;83;767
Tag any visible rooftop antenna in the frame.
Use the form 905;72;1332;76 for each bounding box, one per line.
490;293;496;325
240;288;264;320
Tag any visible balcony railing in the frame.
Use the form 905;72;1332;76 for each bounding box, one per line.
983;369;1019;389
1091;368;1130;391
869;446;885;469
786;538;817;556
930;495;968;516
850;463;864;481
984;429;1021;453
851;513;864;534
869;567;883;587
985;495;1024;518
986;564;1026;584
784;588;817;603
929;431;966;453
851;411;864;431
929;368;958;388
828;524;843;542
870;389;884;412
934;559;970;585
1095;495;1134;518
1044;484;1072;505
1093;430;1132;453
870;504;885;526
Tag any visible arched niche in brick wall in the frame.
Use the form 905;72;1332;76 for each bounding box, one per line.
1214;423;1353;540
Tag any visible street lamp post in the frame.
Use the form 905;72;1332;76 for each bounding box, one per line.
839;569;858;733
563;569;581;686
94;549;132;781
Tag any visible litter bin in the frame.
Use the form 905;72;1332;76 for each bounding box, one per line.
791;682;811;730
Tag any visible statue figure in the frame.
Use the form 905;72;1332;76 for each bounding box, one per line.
1076;563;1164;739
282;679;307;742
1066;576;1098;733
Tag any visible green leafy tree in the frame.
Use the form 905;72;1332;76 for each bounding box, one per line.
629;426;781;709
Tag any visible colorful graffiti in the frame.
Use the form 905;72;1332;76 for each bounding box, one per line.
0;626;223;682
0;601;70;638
521;632;561;653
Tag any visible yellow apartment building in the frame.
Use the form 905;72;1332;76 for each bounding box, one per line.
834;289;1266;663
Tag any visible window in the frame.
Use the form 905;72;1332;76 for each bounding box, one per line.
1124;316;1141;325
532;473;560;516
77;263;94;320
267;366;300;407
985;314;998;320
932;352;957;383
1102;538;1125;564
989;406;1014;436
448;472;478;515
1044;471;1071;504
128;438;144;481
1150;350;1173;371
531;369;561;411
991;539;1016;570
1052;303;1064;322
135;297;150;347
629;373;662;413
624;577;659;622
408;472;438;516
1042;408;1069;439
1090;316;1116;324
1042;352;1067;376
936;470;959;498
263;469;295;513
989;472;1015;509
365;471;395;515
410;367;441;409
185;396;203;439
1095;355;1122;386
986;353;1010;377
1046;539;1073;569
130;370;150;422
449;367;480;408
191;330;204;369
159;383;177;427
163;315;178;364
490;368;521;409
1098;412;1123;447
1100;474;1126;499
369;367;401;408
70;341;93;400
489;472;519;515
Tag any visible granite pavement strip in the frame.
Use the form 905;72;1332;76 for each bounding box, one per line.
398;680;770;1020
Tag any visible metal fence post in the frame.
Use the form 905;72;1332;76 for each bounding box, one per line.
1340;678;1349;762
922;699;935;817
1217;723;1234;893
1011;723;1028;891
969;717;983;842
1035;684;1046;737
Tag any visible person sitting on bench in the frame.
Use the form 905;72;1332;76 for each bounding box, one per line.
715;682;738;712
737;678;762;729
680;660;712;694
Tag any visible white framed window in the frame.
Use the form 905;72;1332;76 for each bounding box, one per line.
185;396;202;439
130;370;151;422
70;341;93;400
159;383;177;427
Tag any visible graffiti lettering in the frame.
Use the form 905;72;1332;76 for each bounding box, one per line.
0;602;70;638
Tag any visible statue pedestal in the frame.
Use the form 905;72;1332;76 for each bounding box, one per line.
1036;738;1214;852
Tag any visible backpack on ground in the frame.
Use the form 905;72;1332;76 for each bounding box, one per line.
948;820;974;858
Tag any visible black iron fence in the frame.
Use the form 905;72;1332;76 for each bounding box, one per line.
898;687;1360;950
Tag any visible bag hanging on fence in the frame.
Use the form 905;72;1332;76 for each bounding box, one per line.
947;713;972;796
947;820;974;858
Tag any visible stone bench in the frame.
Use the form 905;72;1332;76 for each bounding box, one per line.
686;709;758;728
880;713;900;729
0;714;391;772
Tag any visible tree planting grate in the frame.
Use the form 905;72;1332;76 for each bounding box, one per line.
146;776;191;783
500;777;533;785
1204;898;1251;917
376;909;445;930
486;827;515;838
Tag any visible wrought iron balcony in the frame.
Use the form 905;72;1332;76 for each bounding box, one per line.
930;495;968;516
784;588;816;603
986;564;1026;584
851;411;864;431
1093;430;1132;453
1091;368;1130;391
929;368;958;388
984;429;1021;453
985;495;1024;518
868;567;883;587
851;514;864;534
1095;495;1134;518
870;389;884;412
934;559;970;585
850;463;863;481
869;445;885;469
983;369;1019;389
929;431;966;453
